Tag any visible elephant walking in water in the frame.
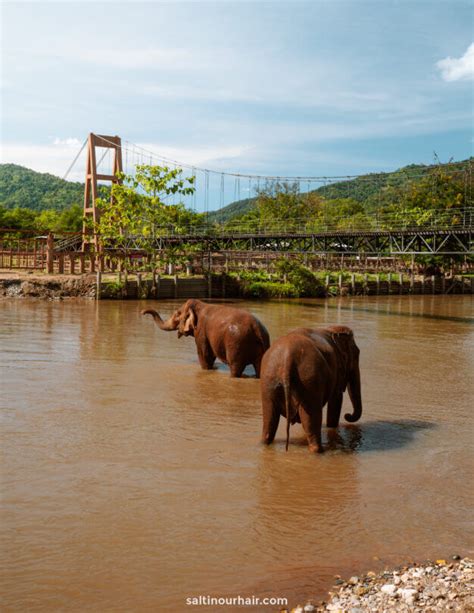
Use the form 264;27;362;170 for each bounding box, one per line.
142;299;270;378
260;325;362;453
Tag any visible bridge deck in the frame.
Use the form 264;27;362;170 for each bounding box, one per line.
43;226;474;256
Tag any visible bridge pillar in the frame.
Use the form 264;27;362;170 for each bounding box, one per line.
46;233;54;274
82;133;123;253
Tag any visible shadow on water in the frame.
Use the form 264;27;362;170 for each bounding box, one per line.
325;419;436;453
283;419;437;454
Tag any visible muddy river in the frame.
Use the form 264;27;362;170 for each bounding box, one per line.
1;296;473;611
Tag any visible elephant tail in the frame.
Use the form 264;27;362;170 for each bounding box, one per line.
283;376;292;452
255;320;271;352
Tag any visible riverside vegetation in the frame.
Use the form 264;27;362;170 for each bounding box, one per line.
1;159;471;236
1;160;471;294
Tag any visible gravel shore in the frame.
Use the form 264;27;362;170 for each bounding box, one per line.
282;557;474;612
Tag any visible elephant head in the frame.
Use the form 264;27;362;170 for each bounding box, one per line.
327;325;363;423
141;299;201;338
176;300;199;338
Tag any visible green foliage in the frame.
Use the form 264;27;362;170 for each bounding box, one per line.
0;163;109;211
101;281;125;298
257;182;324;230
232;262;326;298
0;203;83;232
223;208;260;232
274;258;326;296
242;281;298;298
1;159;471;243
94;165;200;255
0;206;38;230
211;197;256;223
371;164;470;227
55;204;84;232
209;159;472;228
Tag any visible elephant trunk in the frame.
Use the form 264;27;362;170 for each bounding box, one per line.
344;363;362;423
141;309;177;331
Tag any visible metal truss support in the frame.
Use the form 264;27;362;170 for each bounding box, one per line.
83;133;123;252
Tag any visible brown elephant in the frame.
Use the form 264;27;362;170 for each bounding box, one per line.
142;299;270;378
260;325;362;453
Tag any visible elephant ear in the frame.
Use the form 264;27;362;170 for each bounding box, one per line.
330;329;352;388
183;306;196;334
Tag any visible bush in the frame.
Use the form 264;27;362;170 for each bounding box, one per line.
275;258;326;297
242;281;298;298
289;265;325;297
229;263;327;298
101;281;124;298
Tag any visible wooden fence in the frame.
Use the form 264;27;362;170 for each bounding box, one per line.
94;271;473;299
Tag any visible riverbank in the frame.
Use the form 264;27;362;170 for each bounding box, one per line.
1;269;472;299
286;558;474;612
0;270;97;299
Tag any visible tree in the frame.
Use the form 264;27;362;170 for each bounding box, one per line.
367;164;471;228
0;206;37;230
94;164;200;267
255;182;324;231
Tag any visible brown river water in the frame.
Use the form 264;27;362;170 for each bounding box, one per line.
1;296;473;612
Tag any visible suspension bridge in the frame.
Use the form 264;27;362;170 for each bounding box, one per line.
1;133;472;277
60;132;472;258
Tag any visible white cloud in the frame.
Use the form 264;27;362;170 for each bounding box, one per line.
126;142;253;171
0;138;253;180
53;137;83;147
1;140;87;181
437;43;474;82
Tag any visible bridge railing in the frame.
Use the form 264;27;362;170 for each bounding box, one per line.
0;207;471;262
150;206;473;237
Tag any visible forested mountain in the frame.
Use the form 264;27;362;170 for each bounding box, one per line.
2;159;471;217
210;159;472;222
0;158;471;233
0;164;84;211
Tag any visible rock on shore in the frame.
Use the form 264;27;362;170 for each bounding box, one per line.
282;557;474;612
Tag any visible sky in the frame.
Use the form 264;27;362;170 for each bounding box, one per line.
1;0;473;208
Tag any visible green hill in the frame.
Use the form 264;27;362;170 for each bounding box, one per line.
209;197;256;222
0;164;84;211
1;159;471;223
209;159;472;222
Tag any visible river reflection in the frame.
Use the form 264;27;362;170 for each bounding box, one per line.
0;296;473;612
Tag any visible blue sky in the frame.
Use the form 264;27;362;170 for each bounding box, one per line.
1;1;473;198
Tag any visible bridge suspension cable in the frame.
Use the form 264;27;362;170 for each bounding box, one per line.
62;137;88;181
67;133;472;216
93;134;469;183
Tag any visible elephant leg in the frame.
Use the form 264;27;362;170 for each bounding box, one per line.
226;347;246;377
196;341;216;370
327;391;343;428
261;386;281;445
230;362;246;378
299;404;323;453
253;360;261;378
253;348;265;378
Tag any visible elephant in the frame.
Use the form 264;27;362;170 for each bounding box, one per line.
142;299;270;378
260;325;362;453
